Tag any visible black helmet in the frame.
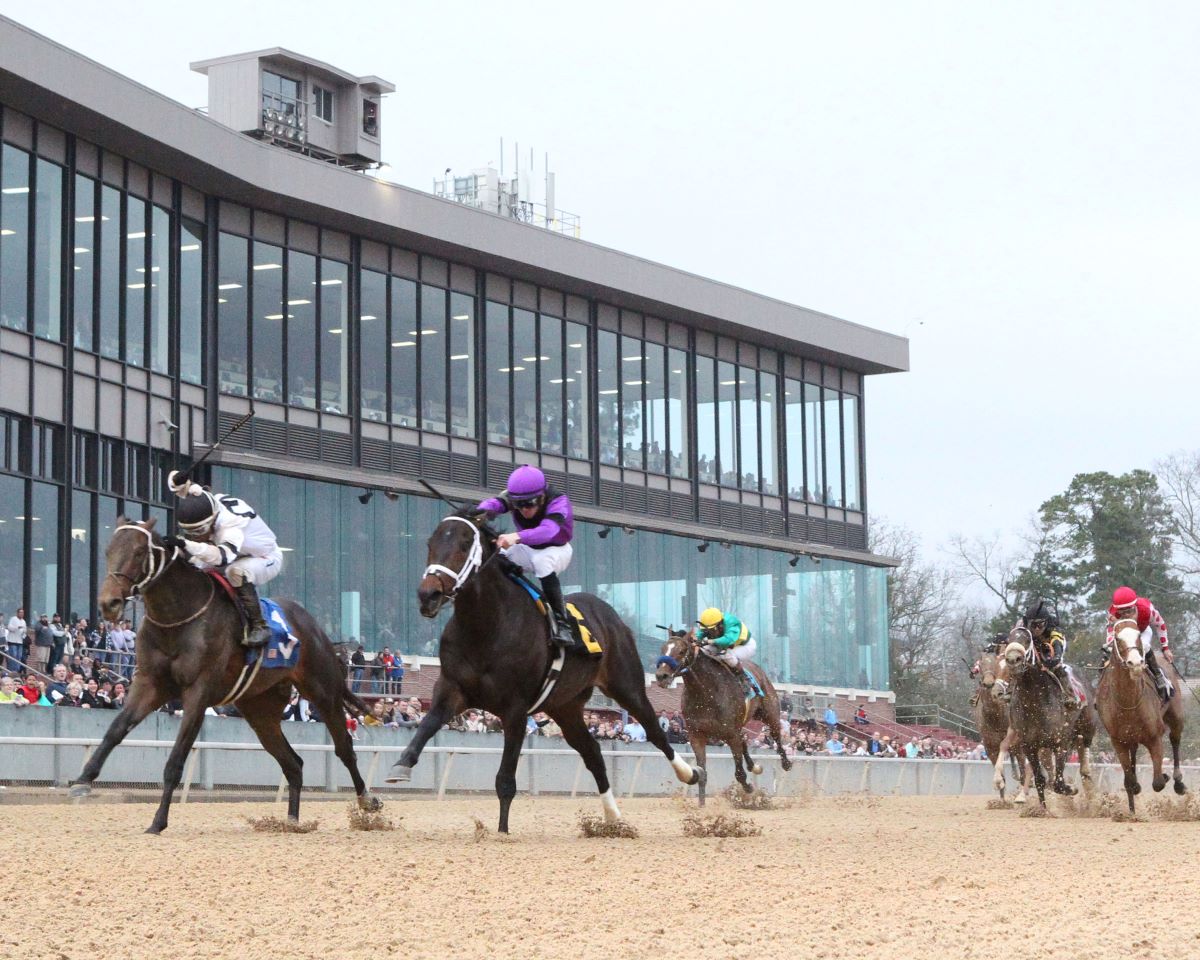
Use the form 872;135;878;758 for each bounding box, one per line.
176;490;218;537
1024;598;1059;632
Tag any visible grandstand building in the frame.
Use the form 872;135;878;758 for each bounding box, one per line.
0;17;908;708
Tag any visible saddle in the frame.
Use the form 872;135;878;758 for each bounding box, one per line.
501;563;602;658
205;571;299;668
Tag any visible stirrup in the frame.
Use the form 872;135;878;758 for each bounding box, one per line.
242;625;271;649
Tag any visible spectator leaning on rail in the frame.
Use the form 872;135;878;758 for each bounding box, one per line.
477;465;579;649
163;470;284;648
1106;585;1173;703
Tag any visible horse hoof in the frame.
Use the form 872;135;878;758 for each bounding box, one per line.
69;783;92;799
741;781;753;794
1174;780;1187;795
690;766;707;789
144;825;164;835
1132;782;1142;795
1052;783;1077;797
358;793;384;812
750;763;763;776
1152;777;1168;792
781;759;793;772
1013;794;1027;804
384;763;413;784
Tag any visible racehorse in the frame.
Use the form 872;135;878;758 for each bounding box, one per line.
1003;626;1096;808
655;626;792;806
1095;616;1187;813
972;649;1030;803
70;518;381;833
385;508;704;832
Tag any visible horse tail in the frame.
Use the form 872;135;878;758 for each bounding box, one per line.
343;687;371;718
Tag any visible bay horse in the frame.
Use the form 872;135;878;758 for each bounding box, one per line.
384;508;704;832
655;626;792;806
1002;626;1096;808
1095;616;1187;813
70;518;381;833
972;648;1030;803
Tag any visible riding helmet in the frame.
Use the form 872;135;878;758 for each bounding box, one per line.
176;490;218;537
1112;585;1138;609
1023;598;1059;631
698;607;725;637
507;465;546;504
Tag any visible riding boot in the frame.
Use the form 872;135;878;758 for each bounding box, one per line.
234;582;272;649
1146;651;1171;703
539;574;577;650
1051;663;1079;709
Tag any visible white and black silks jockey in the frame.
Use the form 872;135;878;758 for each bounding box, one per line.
164;470;283;648
477;465;578;649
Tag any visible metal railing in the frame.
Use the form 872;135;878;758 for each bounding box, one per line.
895;703;980;740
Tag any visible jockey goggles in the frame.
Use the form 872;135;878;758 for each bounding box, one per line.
511;494;543;509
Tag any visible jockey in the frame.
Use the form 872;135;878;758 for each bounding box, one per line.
697;607;756;696
477;465;577;648
164;471;283;648
1020;599;1078;710
1106;586;1172;702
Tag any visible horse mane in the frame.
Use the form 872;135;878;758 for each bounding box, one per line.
451;504;499;539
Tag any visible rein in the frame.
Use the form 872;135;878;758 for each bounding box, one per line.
106;524;214;629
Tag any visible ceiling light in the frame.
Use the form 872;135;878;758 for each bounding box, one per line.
450;354;469;360
319;278;342;285
623;355;643;362
391;340;416;347
408;329;438;335
598;389;618;395
264;314;293;320
327;328;343;334
499;366;525;373
1;186;30;195
253;263;282;271
180;243;200;252
218;282;242;290
127;231;146;239
568;342;583;348
0;229;14;236
287;298;311;306
624;380;644;386
74;215;109;222
452;314;469;320
127;282;146;289
74;246;90;254
360;315;377;321
135;267;161;273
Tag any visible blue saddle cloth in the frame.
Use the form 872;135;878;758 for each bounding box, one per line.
244;598;302;668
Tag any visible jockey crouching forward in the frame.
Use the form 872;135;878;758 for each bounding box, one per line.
697;607;756;697
1106;585;1173;703
164;471;283;648
1020;599;1078;710
477;466;578;650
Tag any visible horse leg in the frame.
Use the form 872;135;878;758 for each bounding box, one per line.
146;692;209;835
1169;710;1187;795
1150;737;1168;792
240;690;305;821
307;686;381;810
690;738;709;807
1052;746;1077;796
384;685;462;782
1025;743;1046;808
743;741;763;778
766;708;792;772
1113;741;1136;814
70;679;167;796
613;685;702;788
551;697;620;823
495;713;528;834
731;734;752;793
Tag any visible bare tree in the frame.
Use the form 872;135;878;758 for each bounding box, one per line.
1158;450;1200;596
947;533;1024;627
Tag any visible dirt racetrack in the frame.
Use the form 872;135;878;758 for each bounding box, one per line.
3;791;1199;960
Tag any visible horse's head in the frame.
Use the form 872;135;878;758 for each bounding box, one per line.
417;508;496;618
98;516;169;623
1111;617;1145;671
654;626;696;688
1003;626;1034;675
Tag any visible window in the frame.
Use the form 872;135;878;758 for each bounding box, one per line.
360;270;387;422
179;218;204;384
148;205;170;373
320;259;349;414
784;377;804;501
263;70;301;119
485;301;510;444
217;232;249;396
803;381;824;504
73;174;96;351
565;322;589;460
621;335;644;470
539;312;564;454
418;284;446;431
511;308;536;450
314;86;334;123
389;277;417;425
716;360;738;487
597;330;620;466
287;251;317;408
844;393;861;511
667;348;689;479
694;354;717;484
0;143;30;331
644;341;666;474
759;371;779;495
70;489;91;622
98;184;121;358
448;292;474;438
823;386;843;506
32;158;63;341
124;195;146;366
362;98;378;136
738;366;758;491
252;242;284;402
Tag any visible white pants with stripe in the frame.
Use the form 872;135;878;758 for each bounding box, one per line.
225;549;284;587
502;542;573;579
705;636;757;668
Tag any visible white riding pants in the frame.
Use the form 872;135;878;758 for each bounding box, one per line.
225;549;284;587
502;542;573;579
705;636;757;668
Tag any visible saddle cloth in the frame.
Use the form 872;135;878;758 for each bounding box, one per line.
504;570;602;656
1064;666;1087;706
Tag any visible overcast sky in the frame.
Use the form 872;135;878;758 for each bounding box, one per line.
5;1;1197;558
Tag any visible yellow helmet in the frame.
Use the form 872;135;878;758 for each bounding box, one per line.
698;607;724;629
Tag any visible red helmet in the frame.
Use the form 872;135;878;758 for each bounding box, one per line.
1112;586;1137;609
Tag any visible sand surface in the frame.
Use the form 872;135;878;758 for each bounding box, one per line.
3;790;1199;960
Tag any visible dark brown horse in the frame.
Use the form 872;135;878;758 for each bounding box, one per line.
655;626;791;806
1003;626;1096;808
70;518;381;832
1096;616;1187;813
384;509;704;832
972;649;1031;803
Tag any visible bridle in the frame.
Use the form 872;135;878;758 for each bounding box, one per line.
1110;619;1153;711
656;631;698;679
103;524;180;598
422;515;493;613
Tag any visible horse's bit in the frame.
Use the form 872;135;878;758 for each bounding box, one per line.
104;524;180;598
423;516;486;608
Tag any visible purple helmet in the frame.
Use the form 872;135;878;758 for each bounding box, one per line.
507;465;546;501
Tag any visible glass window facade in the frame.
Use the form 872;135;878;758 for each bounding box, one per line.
0;144;30;330
32;158;63;341
72;174;95;351
213;467;888;688
288;250;316;408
